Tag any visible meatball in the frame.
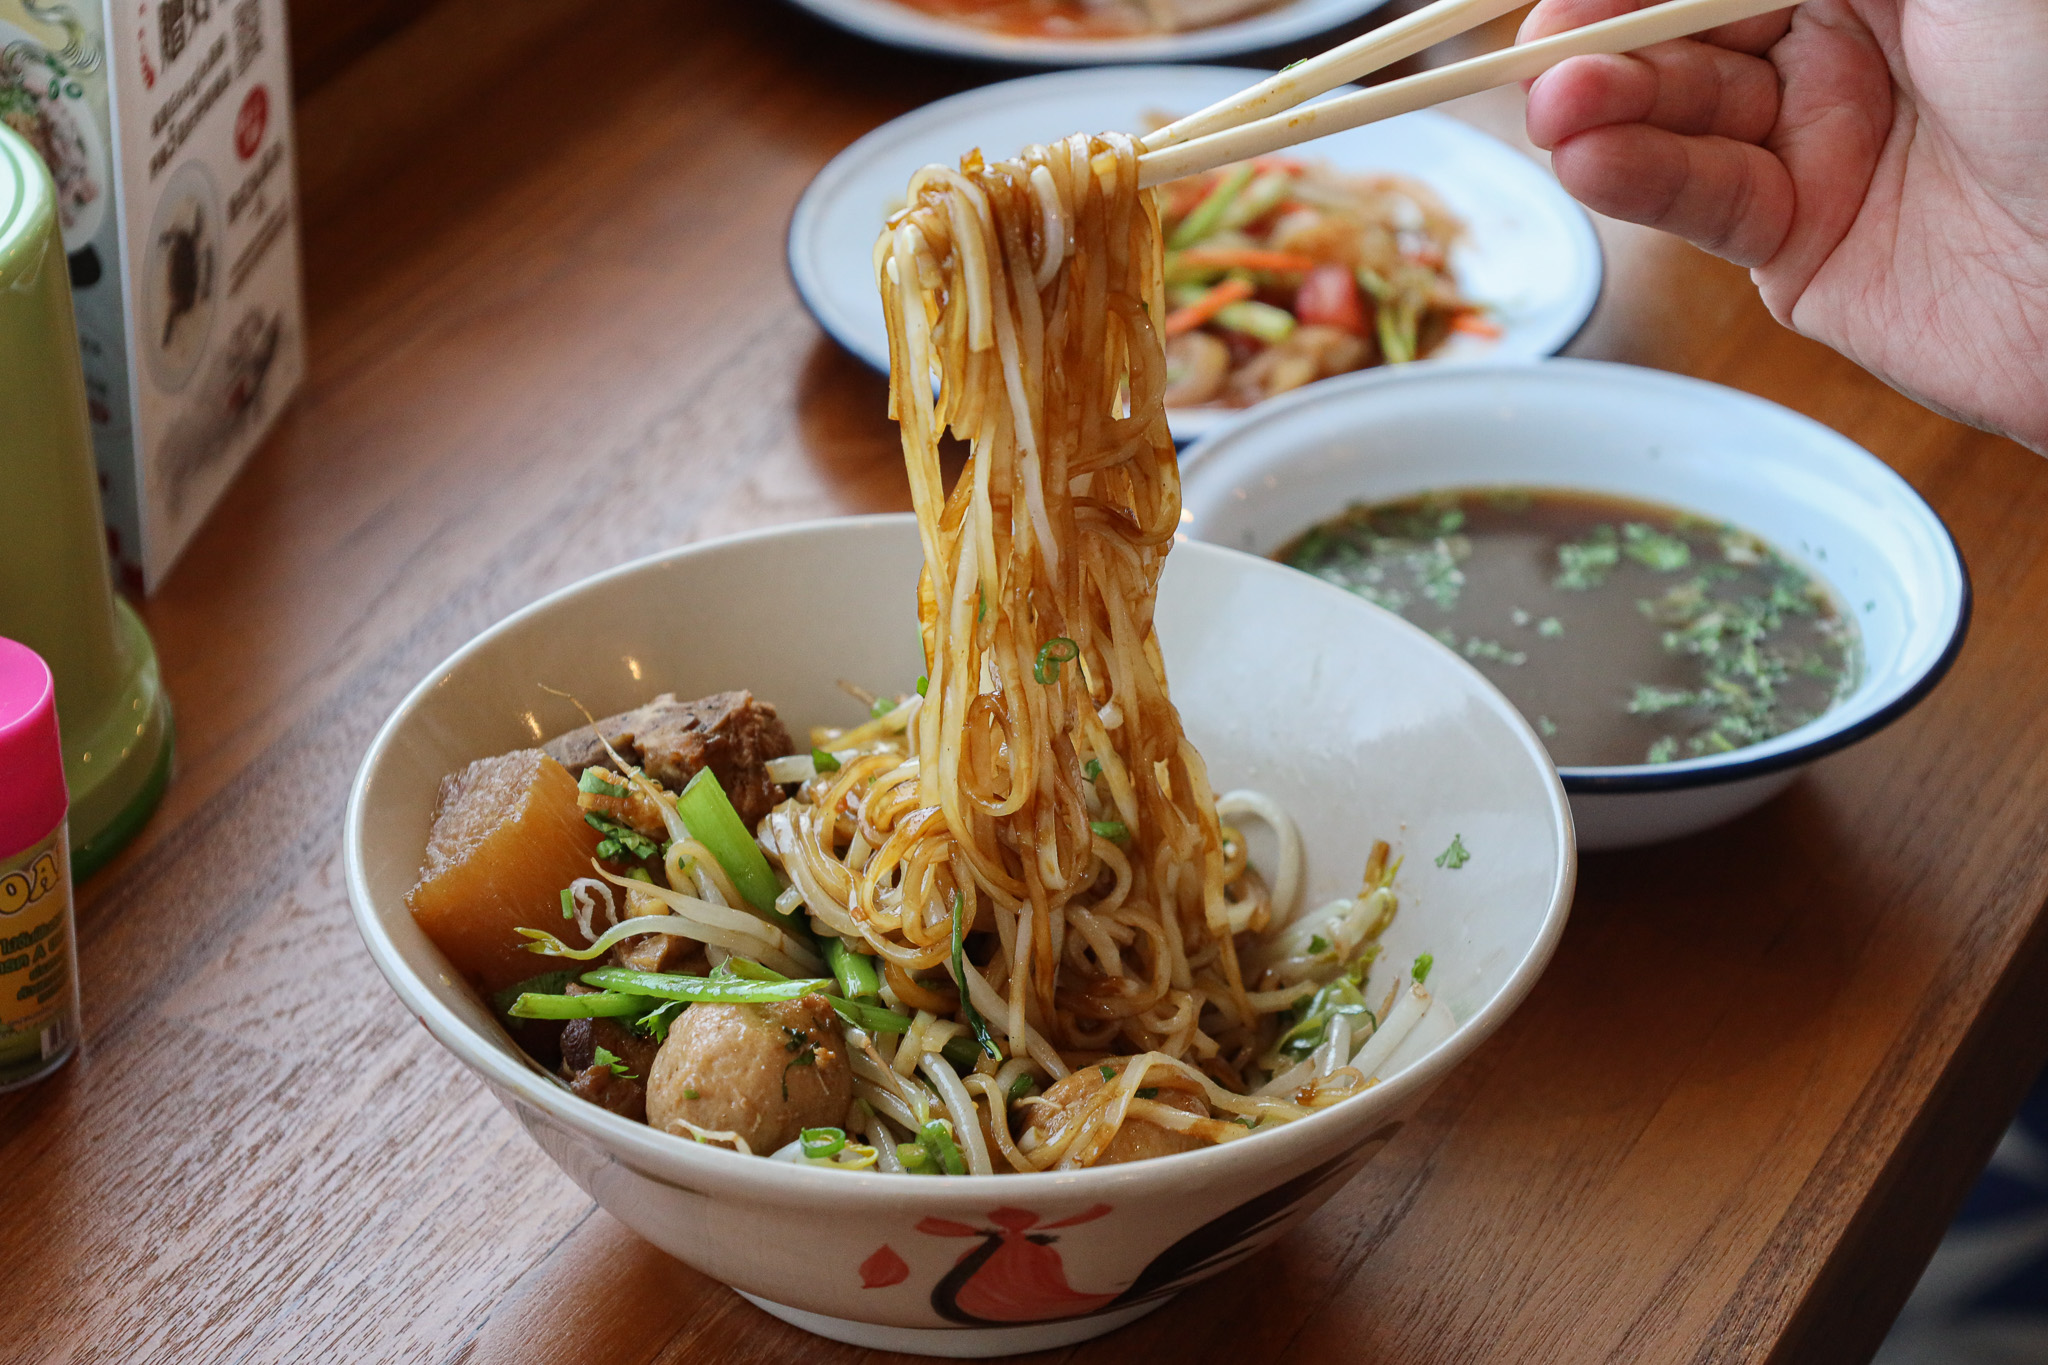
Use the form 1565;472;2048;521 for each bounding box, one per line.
1032;1059;1210;1166
644;994;851;1153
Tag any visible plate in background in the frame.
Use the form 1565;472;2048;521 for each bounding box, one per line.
783;0;1398;66
787;65;1604;442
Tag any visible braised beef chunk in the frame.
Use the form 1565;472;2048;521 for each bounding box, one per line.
543;691;793;828
561;1012;661;1123
612;930;709;976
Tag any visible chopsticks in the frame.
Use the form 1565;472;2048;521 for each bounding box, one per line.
1134;0;1800;188
1143;0;1530;150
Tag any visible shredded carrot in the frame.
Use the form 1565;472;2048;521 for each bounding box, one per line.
1164;278;1255;336
1451;312;1503;339
1173;248;1320;273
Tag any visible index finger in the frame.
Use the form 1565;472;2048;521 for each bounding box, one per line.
1519;0;1794;55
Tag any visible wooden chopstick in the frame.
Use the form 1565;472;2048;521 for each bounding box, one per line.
1143;0;1529;151
1135;0;1800;188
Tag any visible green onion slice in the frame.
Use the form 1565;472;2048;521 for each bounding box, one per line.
919;1119;967;1176
824;936;882;1002
811;747;841;773
1033;637;1080;685
674;768;789;923
800;1126;847;1160
1089;820;1128;842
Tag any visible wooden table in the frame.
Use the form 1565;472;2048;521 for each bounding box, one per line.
6;1;2046;1361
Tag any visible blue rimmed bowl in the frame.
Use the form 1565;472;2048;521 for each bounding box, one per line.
1179;359;1971;849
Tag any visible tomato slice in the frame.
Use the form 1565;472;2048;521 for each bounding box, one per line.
1294;264;1364;335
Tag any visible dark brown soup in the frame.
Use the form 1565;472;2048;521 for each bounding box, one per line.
1276;488;1860;767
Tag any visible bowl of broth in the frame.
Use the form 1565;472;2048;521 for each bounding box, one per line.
1178;360;1970;849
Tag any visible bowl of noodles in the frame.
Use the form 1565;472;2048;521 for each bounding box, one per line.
346;515;1573;1354
349;130;1572;1354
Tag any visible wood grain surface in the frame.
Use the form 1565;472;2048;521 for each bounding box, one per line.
5;1;2046;1361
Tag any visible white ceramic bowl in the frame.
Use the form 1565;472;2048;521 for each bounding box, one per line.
782;0;1395;66
345;514;1574;1355
787;65;1603;444
1179;360;1972;850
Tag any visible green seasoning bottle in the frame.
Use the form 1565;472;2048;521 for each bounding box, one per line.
0;637;81;1088
0;122;173;878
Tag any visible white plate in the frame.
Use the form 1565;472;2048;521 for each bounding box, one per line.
0;23;110;252
785;0;1397;66
787;65;1603;442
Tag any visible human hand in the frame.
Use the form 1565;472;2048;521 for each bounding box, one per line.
1520;0;2048;453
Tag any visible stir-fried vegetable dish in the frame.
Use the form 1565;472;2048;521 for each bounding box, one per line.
1158;156;1483;409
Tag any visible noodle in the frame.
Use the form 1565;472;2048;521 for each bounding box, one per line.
777;132;1330;1167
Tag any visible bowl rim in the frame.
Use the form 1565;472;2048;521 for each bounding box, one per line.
1177;358;1974;794
778;0;1398;67
343;512;1577;1203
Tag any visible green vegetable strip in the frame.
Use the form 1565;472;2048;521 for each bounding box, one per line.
1213;299;1296;344
489;970;574;1019
950;894;1001;1061
1089;820;1129;842
507;991;660;1020
825;996;912;1034
824;936;882;1001
1217;169;1294;231
1007;1073;1034;1100
941;1034;982;1072
1168;163;1254;249
1275;970;1376;1060
718;957;788;982
810;747;841;773
919;1119;968;1176
675;768;788;921
579;967;830;1004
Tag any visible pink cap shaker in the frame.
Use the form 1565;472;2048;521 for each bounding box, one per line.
0;636;66;856
0;636;79;1089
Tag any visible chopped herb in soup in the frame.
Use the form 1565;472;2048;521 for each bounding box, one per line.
1277;489;1859;767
